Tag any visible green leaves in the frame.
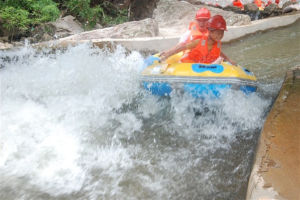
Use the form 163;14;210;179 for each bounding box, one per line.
65;0;103;29
63;0;128;30
30;0;60;22
0;0;129;38
0;6;30;32
0;0;60;38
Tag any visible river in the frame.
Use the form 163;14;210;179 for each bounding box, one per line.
0;20;299;200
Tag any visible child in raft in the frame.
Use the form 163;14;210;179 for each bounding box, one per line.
179;7;211;44
159;15;236;66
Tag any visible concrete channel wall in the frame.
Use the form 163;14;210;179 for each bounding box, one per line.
246;67;300;200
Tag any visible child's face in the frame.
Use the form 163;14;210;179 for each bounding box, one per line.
196;19;208;29
209;29;224;42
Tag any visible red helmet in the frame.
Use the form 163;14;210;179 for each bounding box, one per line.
207;15;227;31
195;8;211;20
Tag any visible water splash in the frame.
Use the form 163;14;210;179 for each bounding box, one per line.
1;43;270;199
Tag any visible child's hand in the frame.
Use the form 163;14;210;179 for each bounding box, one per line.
230;60;237;66
159;51;169;62
159;51;166;57
212;57;224;64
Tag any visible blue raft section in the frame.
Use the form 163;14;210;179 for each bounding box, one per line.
143;82;257;98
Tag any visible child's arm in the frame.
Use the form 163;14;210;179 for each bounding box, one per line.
160;39;199;62
220;51;237;66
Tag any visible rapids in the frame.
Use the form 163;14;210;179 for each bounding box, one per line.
0;20;299;200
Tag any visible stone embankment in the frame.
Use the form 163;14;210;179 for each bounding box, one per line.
246;67;300;200
38;12;299;53
1;0;299;51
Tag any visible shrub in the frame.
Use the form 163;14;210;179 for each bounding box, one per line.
102;8;128;26
65;0;104;29
0;6;30;35
30;0;60;22
0;0;129;39
64;0;128;29
0;0;59;38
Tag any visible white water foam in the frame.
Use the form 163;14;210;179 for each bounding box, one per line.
0;44;269;199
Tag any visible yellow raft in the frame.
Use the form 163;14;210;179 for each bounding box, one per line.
141;53;257;97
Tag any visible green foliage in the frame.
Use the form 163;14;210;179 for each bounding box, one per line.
0;6;30;33
1;0;60;22
65;0;104;29
0;0;60;38
30;0;60;22
102;8;128;26
0;0;129;38
64;0;128;29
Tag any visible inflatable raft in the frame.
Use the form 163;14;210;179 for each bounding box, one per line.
141;54;257;97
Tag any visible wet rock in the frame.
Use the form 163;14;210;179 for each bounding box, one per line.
60;18;158;41
0;42;13;50
30;23;56;43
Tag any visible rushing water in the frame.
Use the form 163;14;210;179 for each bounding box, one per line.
0;21;299;200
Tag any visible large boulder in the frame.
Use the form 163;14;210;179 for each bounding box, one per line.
129;0;159;20
60;18;158;41
50;15;84;39
153;0;251;36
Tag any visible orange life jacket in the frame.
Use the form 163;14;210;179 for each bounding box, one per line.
254;0;264;8
181;39;221;64
233;0;244;9
183;21;208;43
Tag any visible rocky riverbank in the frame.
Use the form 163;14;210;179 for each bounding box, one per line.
0;0;299;50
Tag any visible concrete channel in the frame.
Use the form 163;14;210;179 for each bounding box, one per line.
246;67;300;200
